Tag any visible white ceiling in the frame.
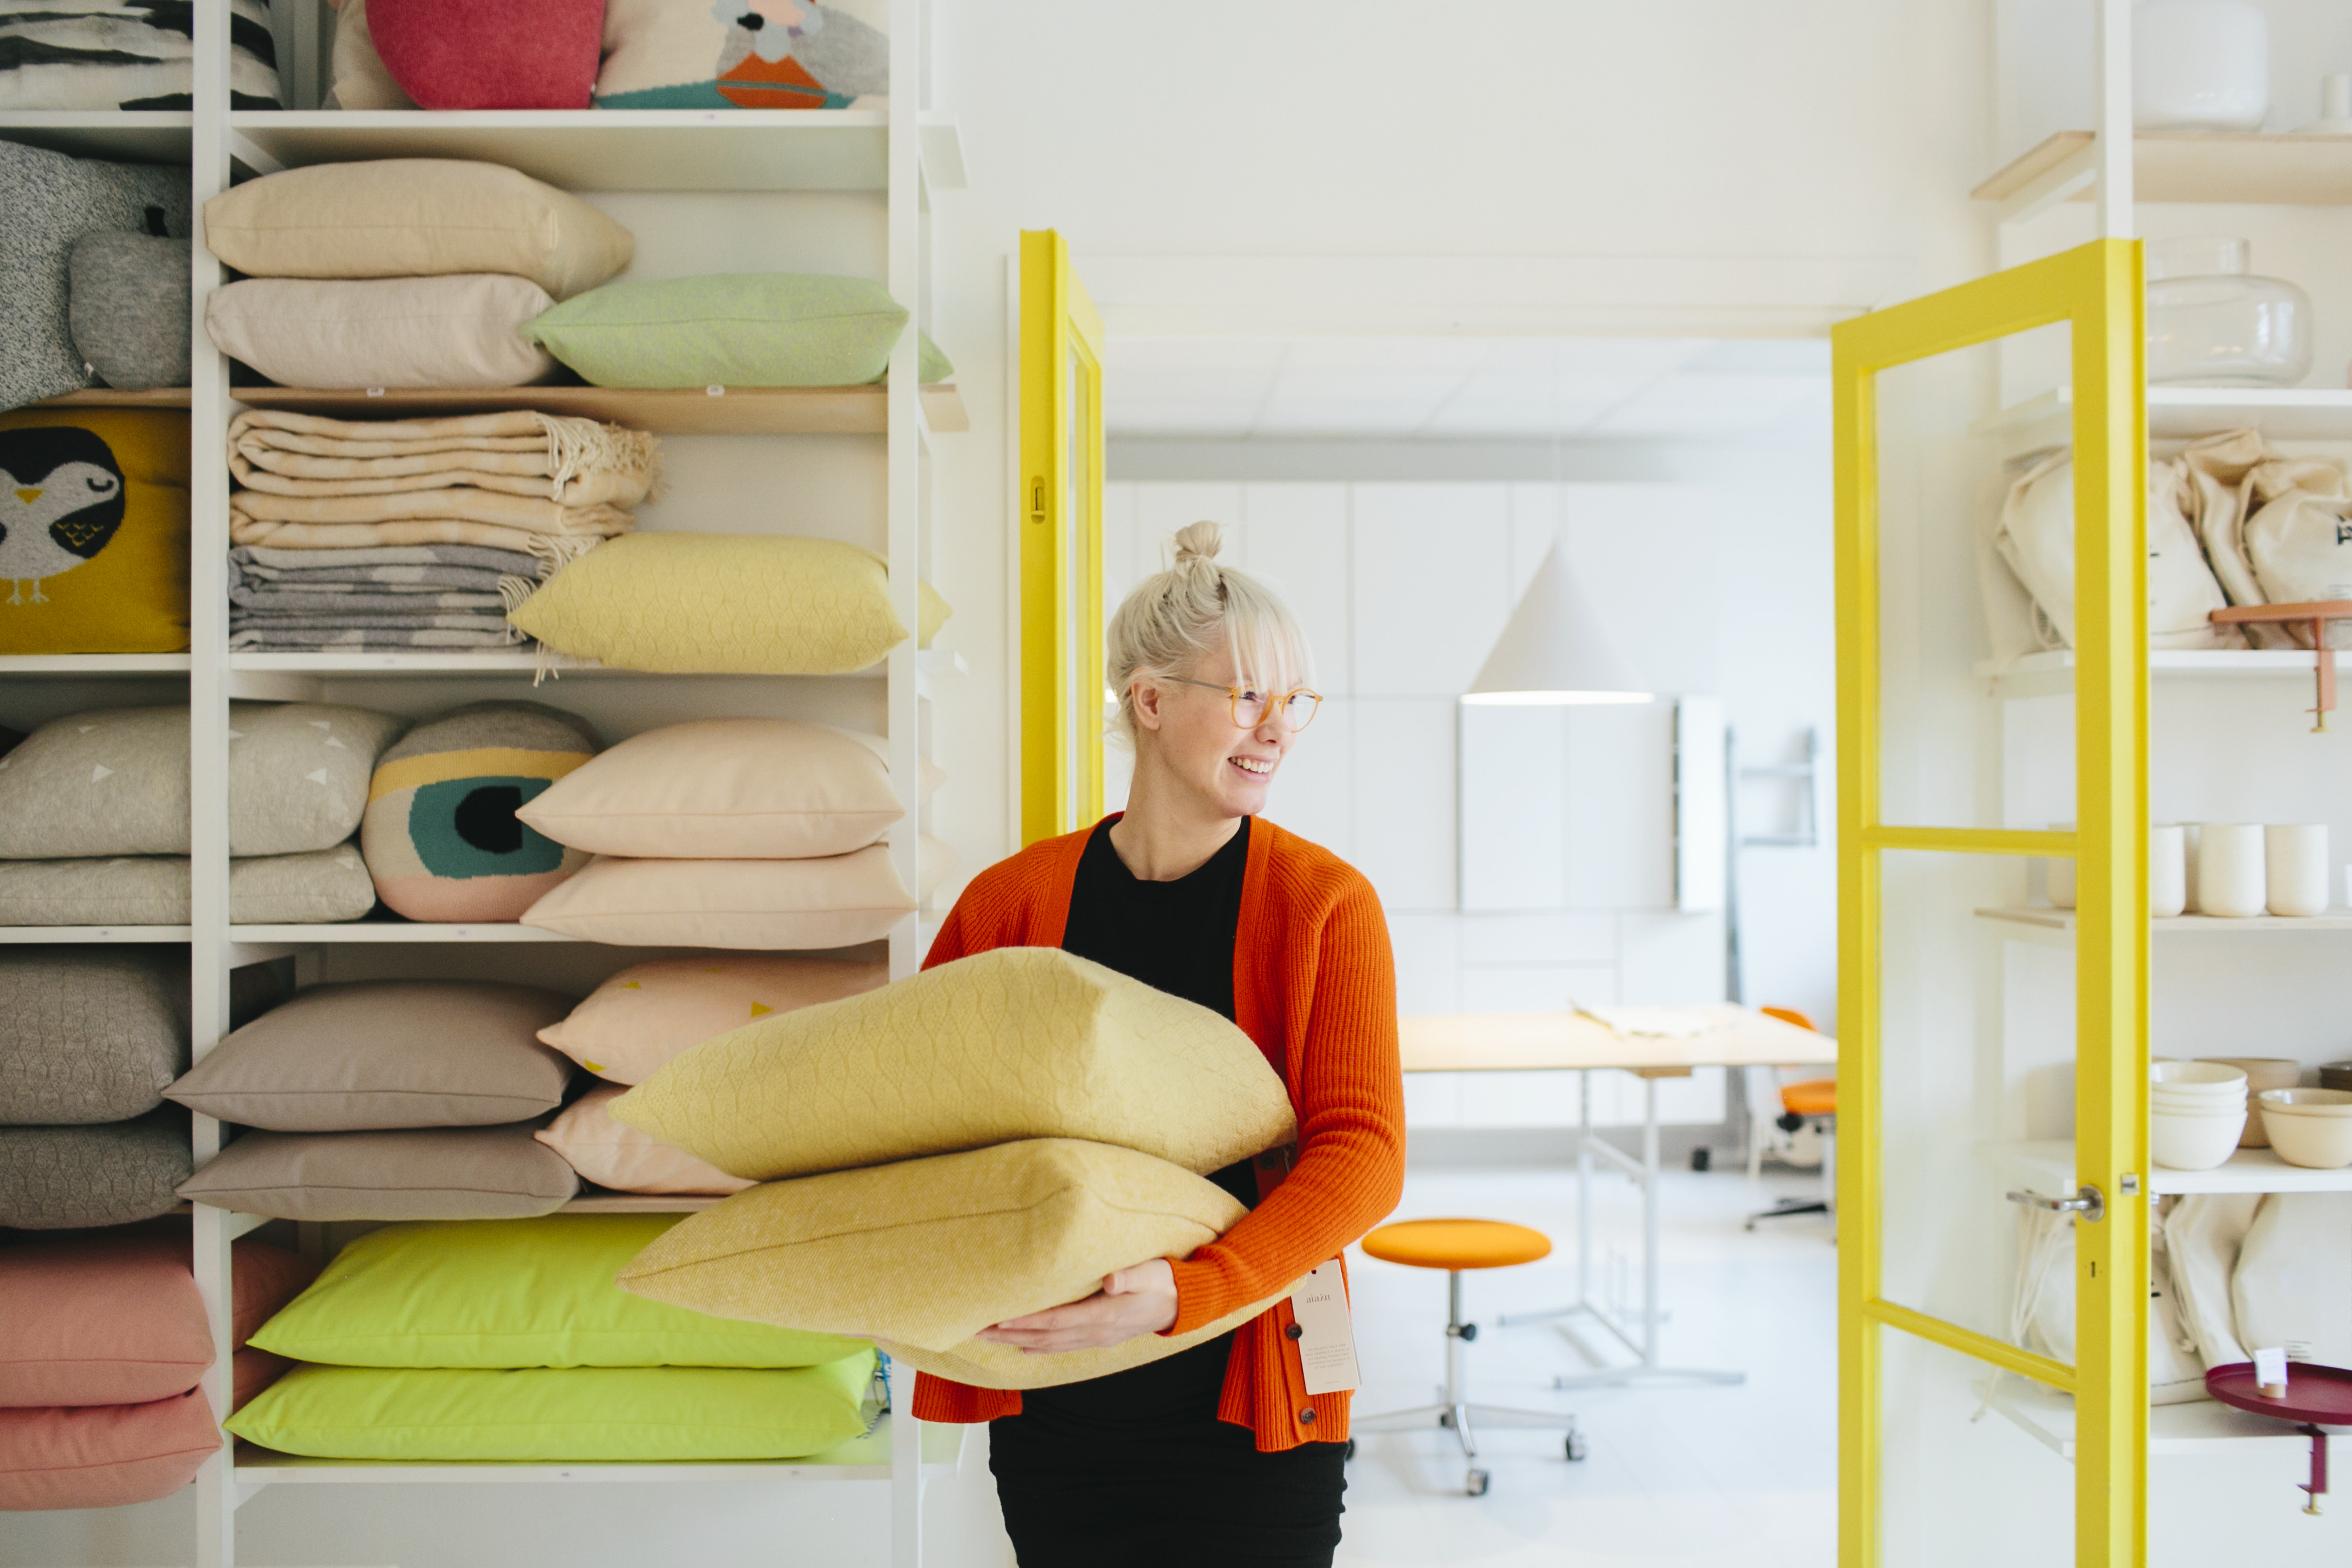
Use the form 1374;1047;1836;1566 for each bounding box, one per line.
1102;335;1830;441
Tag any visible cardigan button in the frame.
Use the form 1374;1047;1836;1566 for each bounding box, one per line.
1298;1407;1317;1424
1285;1323;1304;1340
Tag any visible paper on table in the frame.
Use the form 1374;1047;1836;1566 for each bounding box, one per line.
1575;1004;1715;1039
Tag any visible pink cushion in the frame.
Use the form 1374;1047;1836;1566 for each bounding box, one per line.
368;0;604;109
0;1390;218;1511
0;1236;319;1408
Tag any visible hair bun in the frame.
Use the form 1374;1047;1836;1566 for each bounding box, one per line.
1172;520;1223;566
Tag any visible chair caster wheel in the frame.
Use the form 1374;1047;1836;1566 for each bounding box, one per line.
1465;1468;1490;1497
1565;1431;1589;1462
1437;1410;1454;1429
1344;1438;1356;1462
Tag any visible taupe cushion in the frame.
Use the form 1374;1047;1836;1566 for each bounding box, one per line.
227;845;377;924
205;275;559;391
167;980;574;1132
0;1112;191;1229
0;850;378;926
0;950;188;1125
176;1125;580;1221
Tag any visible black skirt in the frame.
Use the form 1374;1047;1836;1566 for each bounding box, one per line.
988;1331;1347;1568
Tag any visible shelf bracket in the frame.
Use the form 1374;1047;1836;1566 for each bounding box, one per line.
2210;599;2352;731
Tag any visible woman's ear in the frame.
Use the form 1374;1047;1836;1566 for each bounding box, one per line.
1130;679;1166;733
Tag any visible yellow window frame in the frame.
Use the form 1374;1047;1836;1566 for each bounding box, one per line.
1833;238;2149;1568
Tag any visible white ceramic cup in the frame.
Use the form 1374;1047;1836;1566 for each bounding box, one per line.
2047;821;2075;910
2134;0;2269;131
2265;824;2330;917
2150;825;2188;917
2181;823;2203;911
2198;824;2266;917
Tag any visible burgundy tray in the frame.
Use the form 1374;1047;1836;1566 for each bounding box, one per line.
2207;1362;2352;1514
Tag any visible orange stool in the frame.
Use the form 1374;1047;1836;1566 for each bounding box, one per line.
1351;1219;1585;1496
1748;1074;1837;1230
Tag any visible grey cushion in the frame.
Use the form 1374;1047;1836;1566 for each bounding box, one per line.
0;949;188;1125
0;143;190;413
0;1111;192;1229
69;231;191;392
175;1125;578;1221
0;701;407;859
0;848;378;926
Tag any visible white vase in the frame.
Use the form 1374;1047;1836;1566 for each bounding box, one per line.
2135;0;2269;132
2151;824;2188;917
2198;824;2267;917
2265;824;2330;917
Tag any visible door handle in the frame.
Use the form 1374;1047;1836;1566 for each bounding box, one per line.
2006;1185;2105;1223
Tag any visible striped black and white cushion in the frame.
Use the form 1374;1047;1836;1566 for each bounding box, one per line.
0;0;281;110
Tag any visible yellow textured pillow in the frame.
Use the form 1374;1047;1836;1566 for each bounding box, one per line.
506;533;952;676
615;1138;1285;1390
0;411;189;654
201;159;634;301
611;946;1298;1181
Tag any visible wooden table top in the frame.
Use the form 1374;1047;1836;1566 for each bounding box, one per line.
1397;1005;1838;1075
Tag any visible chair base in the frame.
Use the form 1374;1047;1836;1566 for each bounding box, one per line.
1745;1197;1831;1231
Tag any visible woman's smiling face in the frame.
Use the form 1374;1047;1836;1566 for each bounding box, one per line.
1131;651;1299;821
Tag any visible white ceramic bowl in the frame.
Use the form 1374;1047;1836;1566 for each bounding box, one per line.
2151;1083;2247;1105
2256;1087;2352;1118
2200;1059;2304;1146
2152;1061;2250;1090
2262;1107;2352;1169
2151;1108;2248;1170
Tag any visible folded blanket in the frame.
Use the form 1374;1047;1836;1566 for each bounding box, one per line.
228;553;531;606
229;517;627;557
230;490;637;534
229;409;660;509
228;626;526;651
231;612;514;633
233;543;551;579
231;585;508;613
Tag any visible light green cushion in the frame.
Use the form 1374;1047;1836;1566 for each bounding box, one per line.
250;1215;869;1369
223;1356;877;1461
520;272;951;388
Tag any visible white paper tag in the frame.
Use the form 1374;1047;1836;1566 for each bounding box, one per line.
1289;1259;1361;1395
2255;1346;2291;1394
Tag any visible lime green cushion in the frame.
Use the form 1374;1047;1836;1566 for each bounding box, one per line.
520;272;952;388
224;1356;876;1461
248;1215;867;1369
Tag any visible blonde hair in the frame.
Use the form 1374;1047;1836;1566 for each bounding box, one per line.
1107;521;1315;745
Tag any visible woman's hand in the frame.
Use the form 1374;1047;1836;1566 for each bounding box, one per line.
973;1258;1178;1353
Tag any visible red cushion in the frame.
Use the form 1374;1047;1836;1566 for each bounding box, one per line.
0;1390;218;1511
0;1236;319;1408
368;0;604;110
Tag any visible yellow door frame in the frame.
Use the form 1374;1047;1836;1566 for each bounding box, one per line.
1018;230;1107;846
1833;238;2149;1568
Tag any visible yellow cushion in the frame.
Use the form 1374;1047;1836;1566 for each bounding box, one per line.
616;1137;1276;1388
0;410;188;654
507;533;952;676
1362;1219;1552;1271
611;946;1298;1181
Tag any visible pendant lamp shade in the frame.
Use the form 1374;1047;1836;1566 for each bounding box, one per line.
1463;546;1653;705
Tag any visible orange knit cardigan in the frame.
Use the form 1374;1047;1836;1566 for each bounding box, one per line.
908;815;1407;1452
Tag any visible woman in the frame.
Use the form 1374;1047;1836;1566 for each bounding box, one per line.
913;522;1407;1566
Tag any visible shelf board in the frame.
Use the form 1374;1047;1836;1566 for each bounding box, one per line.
1977;905;2352;935
1988;1377;2336;1458
0;926;192;943
1976;385;2352;448
233;382;966;436
1975;129;2352;206
559;1192;726;1215
1976;648;2352;699
224;649;960;691
228;110;967;194
230;1417;962;1486
0;111;193;163
225;921;578;944
1986;1137;2352;1196
26;387;194;411
0;653;190;677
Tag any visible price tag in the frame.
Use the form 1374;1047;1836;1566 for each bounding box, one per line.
1288;1259;1360;1395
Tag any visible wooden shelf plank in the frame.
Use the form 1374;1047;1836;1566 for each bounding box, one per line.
1985;1137;2352;1195
0;926;192;943
0;111;194;162
1988;1377;2329;1457
0;653;190;675
1977;129;2352;205
225;922;579;944
231;383;965;436
1976;649;2352;699
559;1193;726;1215
1977;905;2352;934
1976;386;2352;447
26;388;195;411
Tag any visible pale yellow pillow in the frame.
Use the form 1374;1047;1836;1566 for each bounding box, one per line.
534;1086;753;1196
611;946;1298;1182
505;533;953;676
614;1139;1276;1385
538;952;888;1084
516;718;902;860
518;839;951;949
202;160;634;301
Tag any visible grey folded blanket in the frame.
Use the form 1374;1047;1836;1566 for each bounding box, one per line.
230;542;548;583
228;624;525;651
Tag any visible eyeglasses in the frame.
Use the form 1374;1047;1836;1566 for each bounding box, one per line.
1165;677;1323;731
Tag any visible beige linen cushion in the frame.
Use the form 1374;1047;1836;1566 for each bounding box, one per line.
206;276;560;390
519;839;949;949
202;160;634;301
176;1125;579;1221
611;946;1298;1182
535;1086;751;1196
516;718;902;860
539;951;887;1084
616;1138;1283;1390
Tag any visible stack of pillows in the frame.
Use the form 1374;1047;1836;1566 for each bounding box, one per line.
1;1233;316;1511
222;1216;879;1463
0;1;281;110
0;703;407;927
610;946;1306;1390
515;716;953;944
0;951;193;1231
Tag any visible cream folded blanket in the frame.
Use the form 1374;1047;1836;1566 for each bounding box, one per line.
228;517;623;559
231;489;636;533
229;409;660;508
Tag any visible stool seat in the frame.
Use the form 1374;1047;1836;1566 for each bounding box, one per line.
1363;1218;1551;1271
1780;1079;1837;1118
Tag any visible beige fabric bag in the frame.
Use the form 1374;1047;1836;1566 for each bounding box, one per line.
207;276;559;391
611;946;1298;1181
2013;1201;2207;1402
2164;1191;2263;1370
1995;446;2238;650
2230;1192;2352;1367
2183;432;2350;648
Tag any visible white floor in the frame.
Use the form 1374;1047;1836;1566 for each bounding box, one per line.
1334;1162;1837;1568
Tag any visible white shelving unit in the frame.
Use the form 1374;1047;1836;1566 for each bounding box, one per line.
1985;1139;2352;1198
2;5;960;1565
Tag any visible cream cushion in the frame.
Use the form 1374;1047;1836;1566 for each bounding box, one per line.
538;951;888;1084
611;946;1298;1181
516;718;902;859
534;1086;752;1196
201;160;634;301
615;1138;1287;1390
519;840;949;949
206;276;560;390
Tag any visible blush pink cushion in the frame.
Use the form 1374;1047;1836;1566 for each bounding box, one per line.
0;1390;219;1511
0;1236;320;1408
537;952;887;1085
368;0;603;109
536;1085;753;1196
